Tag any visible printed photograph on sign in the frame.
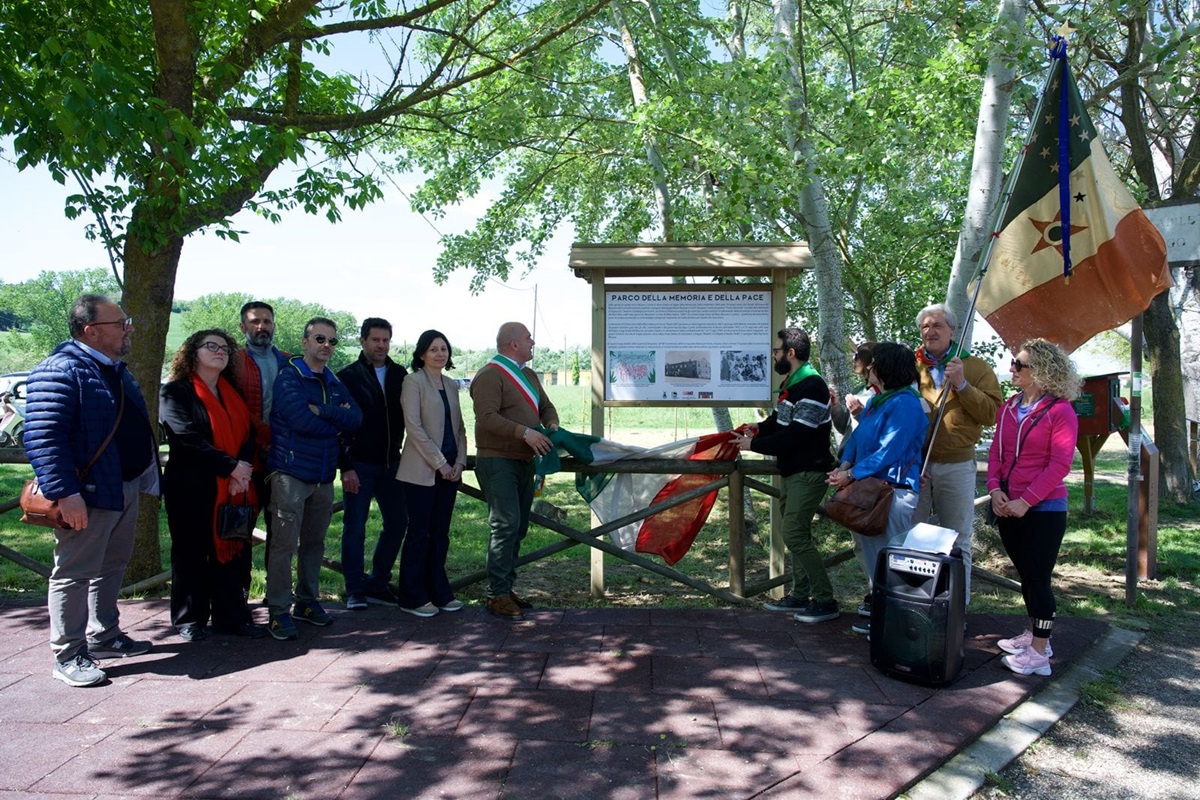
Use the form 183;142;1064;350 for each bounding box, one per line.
720;350;769;384
664;350;711;382
609;350;656;386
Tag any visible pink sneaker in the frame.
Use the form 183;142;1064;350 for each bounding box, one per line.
997;630;1053;657
1002;646;1052;676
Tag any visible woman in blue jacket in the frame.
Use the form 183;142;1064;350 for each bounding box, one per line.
828;342;928;636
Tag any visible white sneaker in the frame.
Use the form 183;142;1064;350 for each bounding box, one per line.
997;629;1053;657
1002;646;1052;676
52;654;107;687
400;603;439;618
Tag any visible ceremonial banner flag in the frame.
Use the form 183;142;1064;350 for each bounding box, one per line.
544;429;739;566
973;40;1172;353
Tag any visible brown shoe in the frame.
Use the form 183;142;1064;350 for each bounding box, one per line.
487;595;524;620
509;591;533;610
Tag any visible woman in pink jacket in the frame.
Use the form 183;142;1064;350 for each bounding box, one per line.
987;338;1080;677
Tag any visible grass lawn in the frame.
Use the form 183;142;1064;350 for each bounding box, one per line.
3;405;1197;639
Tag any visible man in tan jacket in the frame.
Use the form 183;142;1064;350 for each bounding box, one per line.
471;322;559;620
914;303;1002;607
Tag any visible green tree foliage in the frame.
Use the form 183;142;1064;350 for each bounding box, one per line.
388;0;989;346
0;0;610;579
0;269;120;370
178;293;358;372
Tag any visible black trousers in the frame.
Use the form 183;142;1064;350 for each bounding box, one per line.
170;520;253;629
999;510;1067;637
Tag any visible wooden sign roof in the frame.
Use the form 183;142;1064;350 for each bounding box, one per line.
569;242;812;282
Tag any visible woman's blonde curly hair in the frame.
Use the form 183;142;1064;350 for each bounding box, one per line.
1021;338;1082;402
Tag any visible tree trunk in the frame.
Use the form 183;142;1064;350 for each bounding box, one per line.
120;228;183;582
946;0;1026;342
613;1;673;241
1143;291;1193;503
772;0;848;392
1109;11;1193;505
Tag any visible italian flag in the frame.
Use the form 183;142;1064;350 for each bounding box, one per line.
972;39;1172;353
540;429;740;566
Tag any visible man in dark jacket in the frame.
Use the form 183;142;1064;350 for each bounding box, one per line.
264;317;362;640
336;318;408;609
24;294;159;687
237;301;288;588
733;327;839;623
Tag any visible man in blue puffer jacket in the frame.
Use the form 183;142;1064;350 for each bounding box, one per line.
24;294;160;687
264;317;361;640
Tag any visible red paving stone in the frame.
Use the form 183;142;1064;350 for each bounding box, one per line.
0;598;1107;799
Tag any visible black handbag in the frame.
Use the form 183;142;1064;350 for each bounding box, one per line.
216;501;255;540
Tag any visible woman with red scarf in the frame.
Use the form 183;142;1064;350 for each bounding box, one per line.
161;330;265;640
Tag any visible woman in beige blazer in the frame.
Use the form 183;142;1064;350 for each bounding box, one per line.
395;330;469;617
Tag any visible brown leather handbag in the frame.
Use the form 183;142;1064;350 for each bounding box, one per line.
19;478;69;529
823;477;893;537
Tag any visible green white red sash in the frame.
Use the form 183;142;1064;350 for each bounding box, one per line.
487;353;540;414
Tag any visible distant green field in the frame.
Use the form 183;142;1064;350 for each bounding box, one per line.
461;382;765;446
165;310;188;355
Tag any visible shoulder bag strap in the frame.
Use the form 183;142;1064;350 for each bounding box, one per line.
77;379;126;481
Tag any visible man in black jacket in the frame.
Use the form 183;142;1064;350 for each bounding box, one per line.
337;318;408;609
733;328;839;623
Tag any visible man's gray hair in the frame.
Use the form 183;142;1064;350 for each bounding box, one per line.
69;293;112;339
916;302;958;332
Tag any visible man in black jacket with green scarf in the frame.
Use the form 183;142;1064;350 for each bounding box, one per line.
733;327;839;623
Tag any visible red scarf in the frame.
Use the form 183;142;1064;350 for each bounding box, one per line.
194;374;257;564
916;340;967;367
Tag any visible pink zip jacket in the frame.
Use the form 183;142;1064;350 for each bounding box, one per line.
986;393;1079;507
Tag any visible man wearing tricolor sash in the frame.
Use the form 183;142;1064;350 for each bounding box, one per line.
913;303;1002;608
471;322;559;620
733;328;839;623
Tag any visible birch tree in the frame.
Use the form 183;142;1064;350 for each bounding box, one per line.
945;0;1029;335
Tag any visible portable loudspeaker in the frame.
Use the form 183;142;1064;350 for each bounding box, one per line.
869;546;965;686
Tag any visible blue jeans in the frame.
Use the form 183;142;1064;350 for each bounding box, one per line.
475;456;534;599
341;461;407;595
398;478;459;608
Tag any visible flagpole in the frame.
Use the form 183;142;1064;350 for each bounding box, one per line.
961;35;1068;342
923;37;1068;474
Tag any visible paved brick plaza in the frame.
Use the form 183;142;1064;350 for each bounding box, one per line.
0;599;1105;799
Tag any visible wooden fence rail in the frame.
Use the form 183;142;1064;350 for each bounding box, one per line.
3;448;1031;601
